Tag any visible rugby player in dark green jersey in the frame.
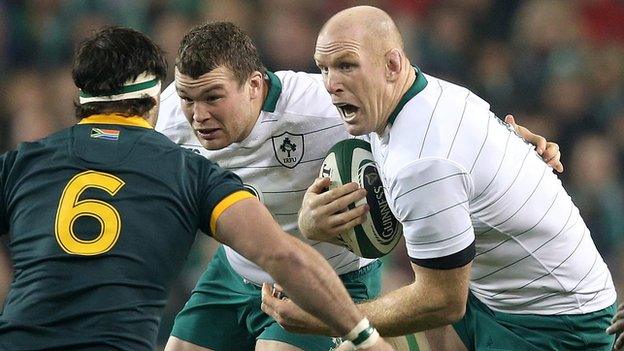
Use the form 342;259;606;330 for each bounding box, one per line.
0;27;392;351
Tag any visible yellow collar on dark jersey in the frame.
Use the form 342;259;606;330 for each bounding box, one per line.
78;114;153;129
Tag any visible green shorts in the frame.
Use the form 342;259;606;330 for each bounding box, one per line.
171;246;382;351
453;292;616;351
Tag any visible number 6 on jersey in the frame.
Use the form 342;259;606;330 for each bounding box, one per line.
55;170;125;255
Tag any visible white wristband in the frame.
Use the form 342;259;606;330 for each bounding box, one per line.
345;318;370;341
354;328;380;349
340;329;380;350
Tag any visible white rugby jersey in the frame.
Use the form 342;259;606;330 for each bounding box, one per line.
157;71;375;284
369;68;616;315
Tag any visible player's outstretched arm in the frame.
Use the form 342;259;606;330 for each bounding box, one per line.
262;259;472;337
213;197;394;350
505;115;563;172
357;262;471;336
607;302;624;350
298;177;368;242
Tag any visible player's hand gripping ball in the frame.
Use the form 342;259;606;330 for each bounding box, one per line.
320;139;402;258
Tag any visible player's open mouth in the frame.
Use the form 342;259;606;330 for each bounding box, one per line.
196;128;220;140
335;103;359;119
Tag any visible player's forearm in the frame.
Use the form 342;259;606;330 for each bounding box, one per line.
263;279;466;337
263;236;364;336
215;199;367;336
356;282;465;336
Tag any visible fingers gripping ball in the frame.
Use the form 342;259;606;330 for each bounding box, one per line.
320;139;402;258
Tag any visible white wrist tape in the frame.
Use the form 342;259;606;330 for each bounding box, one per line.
345;318;370;341
354;328;379;349
340;329;380;350
343;318;380;350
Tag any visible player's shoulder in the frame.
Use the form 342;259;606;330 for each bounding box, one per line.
14;128;70;156
420;72;489;108
160;80;178;102
159;81;179;112
394;71;491;143
0;148;17;172
156;81;196;145
274;70;324;88
0;128;71;179
180;145;227;178
271;70;337;119
150;132;214;167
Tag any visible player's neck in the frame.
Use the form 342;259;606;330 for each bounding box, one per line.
393;65;416;110
243;74;269;138
377;66;416;135
255;75;270;116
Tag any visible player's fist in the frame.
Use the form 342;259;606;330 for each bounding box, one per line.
298;177;368;243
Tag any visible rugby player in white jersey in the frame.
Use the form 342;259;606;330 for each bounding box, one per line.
158;22;563;351
158;21;389;351
261;6;617;351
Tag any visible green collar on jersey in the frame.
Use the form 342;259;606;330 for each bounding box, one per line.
262;71;282;113
387;66;428;126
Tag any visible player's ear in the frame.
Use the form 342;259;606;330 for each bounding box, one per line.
248;71;264;100
385;49;402;82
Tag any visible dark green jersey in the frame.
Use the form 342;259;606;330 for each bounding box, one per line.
0;114;248;350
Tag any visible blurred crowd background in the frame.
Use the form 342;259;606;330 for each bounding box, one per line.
0;0;622;348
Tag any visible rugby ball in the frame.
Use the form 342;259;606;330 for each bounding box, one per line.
319;139;402;258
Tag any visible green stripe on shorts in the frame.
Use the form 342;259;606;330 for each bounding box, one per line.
405;333;421;350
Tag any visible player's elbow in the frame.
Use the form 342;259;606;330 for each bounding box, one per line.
262;240;310;278
442;298;466;324
443;288;469;324
427;288;467;325
275;247;308;270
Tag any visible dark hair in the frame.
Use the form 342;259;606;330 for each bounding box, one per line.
176;22;265;86
72;26;167;119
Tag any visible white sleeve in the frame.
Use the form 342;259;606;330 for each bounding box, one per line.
388;157;475;268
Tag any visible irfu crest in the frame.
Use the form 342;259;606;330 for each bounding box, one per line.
272;132;304;168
